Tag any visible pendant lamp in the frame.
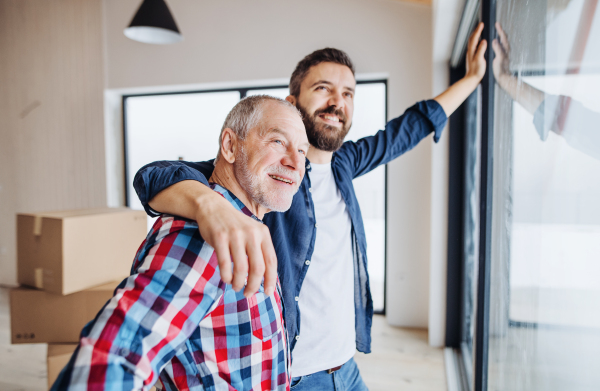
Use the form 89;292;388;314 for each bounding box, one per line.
124;0;183;44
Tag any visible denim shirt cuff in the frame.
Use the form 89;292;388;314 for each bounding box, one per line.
424;99;448;143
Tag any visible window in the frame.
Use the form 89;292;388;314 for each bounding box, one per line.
123;80;388;313
124;90;240;214
488;1;600;389
447;1;600;390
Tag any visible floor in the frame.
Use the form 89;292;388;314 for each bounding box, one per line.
0;287;447;391
354;316;447;391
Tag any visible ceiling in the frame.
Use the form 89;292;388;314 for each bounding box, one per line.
385;0;433;6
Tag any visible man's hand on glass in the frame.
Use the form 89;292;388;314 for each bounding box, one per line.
492;22;545;115
433;22;487;117
492;22;512;88
465;22;488;83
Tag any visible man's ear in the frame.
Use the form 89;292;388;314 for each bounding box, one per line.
220;128;238;164
286;95;296;105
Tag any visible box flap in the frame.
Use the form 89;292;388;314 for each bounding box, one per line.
88;281;124;291
18;208;137;219
48;344;78;358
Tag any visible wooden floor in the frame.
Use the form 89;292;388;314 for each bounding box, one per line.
354;316;447;391
0;287;446;390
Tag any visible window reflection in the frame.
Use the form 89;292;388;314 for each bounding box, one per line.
488;1;600;389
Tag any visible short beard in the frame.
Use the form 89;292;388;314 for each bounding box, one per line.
296;103;351;152
233;144;299;213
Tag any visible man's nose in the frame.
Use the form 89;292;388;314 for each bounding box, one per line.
283;149;304;172
328;91;345;110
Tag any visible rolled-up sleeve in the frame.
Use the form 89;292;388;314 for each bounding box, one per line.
338;99;448;179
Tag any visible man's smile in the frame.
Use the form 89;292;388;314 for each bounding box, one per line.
318;113;343;126
269;174;294;185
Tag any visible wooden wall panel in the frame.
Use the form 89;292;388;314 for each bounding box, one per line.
0;0;107;286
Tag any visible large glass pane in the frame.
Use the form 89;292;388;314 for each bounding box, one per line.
348;82;387;312
487;1;600;389
125;91;240;229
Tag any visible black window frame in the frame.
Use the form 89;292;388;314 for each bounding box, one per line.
121;79;389;315
445;1;496;390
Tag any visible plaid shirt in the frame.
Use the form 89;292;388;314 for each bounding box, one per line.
51;184;289;391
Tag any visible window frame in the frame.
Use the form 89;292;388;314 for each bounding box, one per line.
445;1;495;390
121;79;389;315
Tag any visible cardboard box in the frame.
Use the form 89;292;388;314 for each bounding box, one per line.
17;208;147;295
47;344;77;388
10;281;119;344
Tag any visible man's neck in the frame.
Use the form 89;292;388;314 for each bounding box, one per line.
209;166;267;219
306;147;333;164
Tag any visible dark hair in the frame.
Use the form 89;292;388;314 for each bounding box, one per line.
289;48;355;97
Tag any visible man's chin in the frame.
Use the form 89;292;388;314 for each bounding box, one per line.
307;124;349;152
261;189;295;213
264;198;293;213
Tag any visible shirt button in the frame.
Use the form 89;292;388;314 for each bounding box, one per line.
295;335;300;341
307;164;311;169
305;260;311;265
315;223;318;228
295;296;299;301
309;188;312;193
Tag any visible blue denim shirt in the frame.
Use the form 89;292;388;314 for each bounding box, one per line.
134;100;447;354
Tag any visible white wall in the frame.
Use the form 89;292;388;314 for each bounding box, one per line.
429;0;464;347
104;0;436;328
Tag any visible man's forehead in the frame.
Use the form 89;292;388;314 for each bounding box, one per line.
304;62;356;87
257;104;306;139
264;126;308;144
260;101;300;122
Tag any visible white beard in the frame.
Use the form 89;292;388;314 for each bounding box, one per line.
233;145;300;213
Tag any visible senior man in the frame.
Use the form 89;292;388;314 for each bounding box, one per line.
51;95;308;391
134;24;488;390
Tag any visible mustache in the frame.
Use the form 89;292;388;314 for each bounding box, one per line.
267;164;301;184
313;105;347;124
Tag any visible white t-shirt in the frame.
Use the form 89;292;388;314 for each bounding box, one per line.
290;162;356;377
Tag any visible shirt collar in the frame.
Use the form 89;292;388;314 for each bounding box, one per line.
305;158;312;172
209;183;261;222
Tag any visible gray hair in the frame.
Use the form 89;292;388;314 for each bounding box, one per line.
214;95;301;165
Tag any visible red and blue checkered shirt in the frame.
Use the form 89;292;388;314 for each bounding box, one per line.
51;184;290;391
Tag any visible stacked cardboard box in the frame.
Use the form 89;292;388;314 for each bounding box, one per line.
10;208;148;387
47;344;78;389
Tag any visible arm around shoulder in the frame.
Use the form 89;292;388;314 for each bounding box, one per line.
134;160;214;217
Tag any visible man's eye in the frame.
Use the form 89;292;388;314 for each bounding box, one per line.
274;140;283;145
298;150;306;155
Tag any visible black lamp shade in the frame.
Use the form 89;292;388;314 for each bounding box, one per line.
124;0;183;44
